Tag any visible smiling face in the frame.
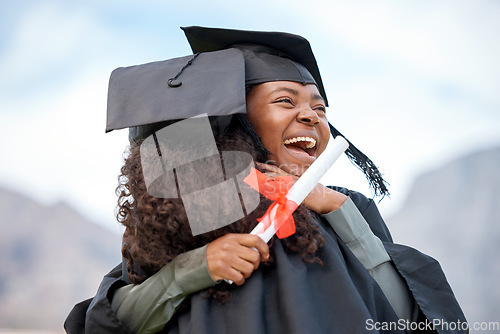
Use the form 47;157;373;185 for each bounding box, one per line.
246;81;330;176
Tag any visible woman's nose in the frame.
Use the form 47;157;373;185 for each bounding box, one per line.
297;108;320;126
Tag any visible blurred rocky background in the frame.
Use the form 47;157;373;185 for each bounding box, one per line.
387;146;500;330
0;189;121;332
0;146;498;332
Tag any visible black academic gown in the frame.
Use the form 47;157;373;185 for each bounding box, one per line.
65;189;467;334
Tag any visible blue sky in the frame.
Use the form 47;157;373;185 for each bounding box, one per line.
1;0;499;233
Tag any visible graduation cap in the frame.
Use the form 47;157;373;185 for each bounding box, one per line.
106;26;327;141
106;48;247;142
182;26;328;106
105;26;389;197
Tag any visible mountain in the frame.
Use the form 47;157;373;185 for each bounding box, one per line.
0;188;122;331
386;146;500;327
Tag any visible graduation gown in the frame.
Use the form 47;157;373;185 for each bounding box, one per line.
64;188;467;334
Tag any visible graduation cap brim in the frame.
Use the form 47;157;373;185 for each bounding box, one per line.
182;26;328;106
106;48;246;133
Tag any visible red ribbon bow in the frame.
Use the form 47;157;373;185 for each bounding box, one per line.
243;167;299;239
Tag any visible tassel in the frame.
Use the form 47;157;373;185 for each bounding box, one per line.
329;124;389;199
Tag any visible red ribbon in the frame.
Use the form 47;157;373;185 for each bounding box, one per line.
243;167;298;239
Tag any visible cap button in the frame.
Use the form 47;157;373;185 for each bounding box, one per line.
167;78;182;88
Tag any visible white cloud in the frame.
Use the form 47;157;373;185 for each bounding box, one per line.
0;3;96;89
316;0;500;103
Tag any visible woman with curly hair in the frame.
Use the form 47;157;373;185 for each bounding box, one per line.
65;27;467;334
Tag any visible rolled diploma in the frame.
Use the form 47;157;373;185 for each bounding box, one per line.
250;136;349;243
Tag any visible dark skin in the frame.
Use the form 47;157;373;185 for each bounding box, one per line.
207;81;347;285
207;234;270;285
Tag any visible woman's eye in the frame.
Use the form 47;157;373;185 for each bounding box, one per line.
314;106;326;113
275;98;293;105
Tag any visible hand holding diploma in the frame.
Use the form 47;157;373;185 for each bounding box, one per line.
207;233;270;286
218;136;348;284
247;136;349;243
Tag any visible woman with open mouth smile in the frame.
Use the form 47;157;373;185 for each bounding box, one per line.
246;81;328;173
66;26;467;334
247;81;348;215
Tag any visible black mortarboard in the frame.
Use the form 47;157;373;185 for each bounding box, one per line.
182;26;328;106
106;48;246;140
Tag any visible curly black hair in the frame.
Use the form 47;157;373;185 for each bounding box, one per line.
116;114;325;303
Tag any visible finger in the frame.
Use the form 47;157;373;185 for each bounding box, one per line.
213;234;269;266
228;270;245;286
237;235;270;261
249;237;270;262
219;265;246;286
237;245;260;262
231;258;256;278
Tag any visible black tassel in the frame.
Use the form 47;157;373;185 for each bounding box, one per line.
329;124;389;199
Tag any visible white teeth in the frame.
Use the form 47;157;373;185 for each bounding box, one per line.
283;137;317;148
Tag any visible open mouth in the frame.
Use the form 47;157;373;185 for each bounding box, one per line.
283;136;317;158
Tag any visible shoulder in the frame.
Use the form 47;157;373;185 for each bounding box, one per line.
65;264;132;334
327;186;393;243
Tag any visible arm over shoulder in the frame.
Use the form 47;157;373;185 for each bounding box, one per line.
63;264;132;334
64;245;215;334
111;245;215;334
